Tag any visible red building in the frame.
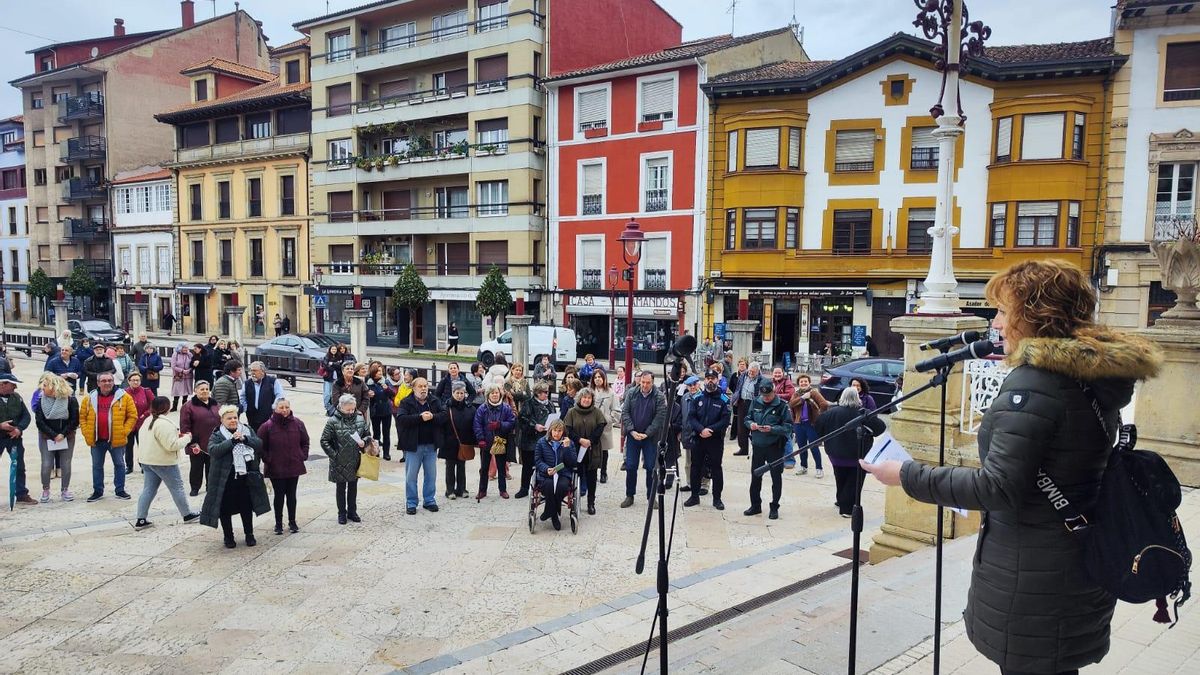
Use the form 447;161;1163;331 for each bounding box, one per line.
546;28;806;361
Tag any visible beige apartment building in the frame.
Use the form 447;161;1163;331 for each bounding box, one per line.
295;0;548;349
11;2;269;319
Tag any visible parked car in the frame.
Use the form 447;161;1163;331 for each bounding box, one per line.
818;358;904;407
68;319;128;344
253;334;330;362
478;326;577;368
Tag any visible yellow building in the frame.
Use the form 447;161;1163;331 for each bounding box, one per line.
701;34;1124;362
156;40;313;337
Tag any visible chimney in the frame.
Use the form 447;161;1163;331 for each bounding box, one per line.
113;18;125;37
181;0;195;29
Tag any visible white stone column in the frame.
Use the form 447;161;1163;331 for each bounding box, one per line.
345;309;370;364
52;300;69;338
725;319;759;365
225;306;246;352
508;315;533;369
129;302;149;343
1135;318;1200;487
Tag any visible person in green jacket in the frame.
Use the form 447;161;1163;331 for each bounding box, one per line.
744;382;793;520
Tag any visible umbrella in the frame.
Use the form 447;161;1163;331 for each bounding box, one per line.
8;449;15;511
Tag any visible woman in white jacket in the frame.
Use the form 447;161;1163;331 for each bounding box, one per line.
134;396;200;529
588;369;618;484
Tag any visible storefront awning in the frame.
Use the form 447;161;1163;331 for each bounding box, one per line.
177;284;213;293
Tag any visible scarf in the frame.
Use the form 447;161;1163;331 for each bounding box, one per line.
219;424;255;476
42;394;70;420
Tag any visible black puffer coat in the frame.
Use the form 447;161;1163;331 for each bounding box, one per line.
900;328;1162;673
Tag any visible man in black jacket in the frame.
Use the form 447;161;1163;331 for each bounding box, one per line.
83;344;115;394
684;369;731;510
0;374;34;504
744;382;793;519
244;361;283;431
396;377;446;515
619;371;666;508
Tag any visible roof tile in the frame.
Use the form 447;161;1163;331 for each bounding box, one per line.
181;57;275;81
158;80;310;117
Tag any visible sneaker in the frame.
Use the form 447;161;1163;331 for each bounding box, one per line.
815;469;824;479
40;490;50;503
449;493;457;500
134;519;153;530
796;467;808;476
86;492;103;503
114;491;131;500
61;491;74;502
289;522;300;533
683;496;700;508
183;513;200;523
620;495;635;508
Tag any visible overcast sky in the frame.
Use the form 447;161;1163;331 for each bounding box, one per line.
0;0;1113;113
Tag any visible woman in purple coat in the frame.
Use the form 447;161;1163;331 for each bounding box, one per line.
473;383;516;501
258;397;310;535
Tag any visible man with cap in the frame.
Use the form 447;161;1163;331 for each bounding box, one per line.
684;369;731;510
744;379;793;520
83;343;116;394
676;375;709;495
0;373;35;505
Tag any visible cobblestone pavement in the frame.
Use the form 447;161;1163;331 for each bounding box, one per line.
0;353;886;674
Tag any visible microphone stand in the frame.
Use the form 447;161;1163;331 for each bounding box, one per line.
634;355;688;674
757;364;954;675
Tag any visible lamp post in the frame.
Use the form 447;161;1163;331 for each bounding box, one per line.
618;220;644;385
913;0;989;314
118;269;130;331
312;265;325;334
607;264;618;370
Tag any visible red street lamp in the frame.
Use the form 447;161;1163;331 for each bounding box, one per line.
618;220;644;385
607;264;619;370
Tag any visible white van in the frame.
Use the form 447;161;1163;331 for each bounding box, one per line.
477;326;577;368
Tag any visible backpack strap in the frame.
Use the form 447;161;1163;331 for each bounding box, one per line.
1035;381;1116;534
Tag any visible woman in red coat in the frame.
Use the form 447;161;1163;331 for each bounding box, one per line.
179;381;221;496
258;397;310;535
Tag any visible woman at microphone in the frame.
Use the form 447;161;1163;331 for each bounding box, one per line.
861;260;1161;675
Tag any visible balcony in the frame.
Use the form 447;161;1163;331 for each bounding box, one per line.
313;201;544;238
1154;213;1198;241
61;135;106;163
582;194;603;215
644;268;668;291
63;216;108;242
173;133;309;165
63;178;107;202
645;189;668;213
316;139;542;187
317;262;544;291
318;75;540;134
580;268;603;290
58;92;104;123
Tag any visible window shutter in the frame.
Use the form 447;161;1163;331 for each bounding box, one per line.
580;239;601;269
835;130;875;163
578;89;607;128
327;84;351;116
992;203;1006;218
642;237;666;269
477;54;508;82
909;208;936;222
446;68;469;91
477;118;507;133
1164;42;1200;92
1018;201;1059;217
1068;202;1080;218
379;79;411;98
215;118;239;143
745;128;780;167
328;191;352;213
1020;113;1064;160
996;117;1012;158
911;126;937;148
788;128;801;168
477;240;508;265
582;163;602;195
727;130;738;171
640;78;673;119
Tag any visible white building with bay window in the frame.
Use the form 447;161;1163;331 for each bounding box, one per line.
110;167;177;332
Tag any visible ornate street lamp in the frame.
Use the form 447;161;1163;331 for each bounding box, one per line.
618;220;644;385
913;0;989;314
607;264;619;370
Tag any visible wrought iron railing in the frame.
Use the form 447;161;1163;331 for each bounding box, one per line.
63;178;107;201
644;268;668;290
1153;213;1198;242
58;92;103;122
582;194;603;215
63;216;107;241
62;135;106;162
645;189;668;212
961;359;1011;434
580;268;602;289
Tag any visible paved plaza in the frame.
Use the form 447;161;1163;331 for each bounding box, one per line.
0;352;887;673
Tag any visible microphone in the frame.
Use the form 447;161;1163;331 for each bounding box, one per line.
669;334;697;382
915;340;995;373
919;330;982;352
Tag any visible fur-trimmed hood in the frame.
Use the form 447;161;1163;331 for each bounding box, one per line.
1006;327;1162;410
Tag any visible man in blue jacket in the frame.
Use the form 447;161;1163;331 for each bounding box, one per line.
46;345;85;393
684;369;731;510
744;382;793;520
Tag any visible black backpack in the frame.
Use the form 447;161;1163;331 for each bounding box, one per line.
1040;385;1192;624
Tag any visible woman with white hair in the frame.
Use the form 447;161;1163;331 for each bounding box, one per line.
815;386;886;518
258;397;310;534
200;405;269;548
321;393;376;524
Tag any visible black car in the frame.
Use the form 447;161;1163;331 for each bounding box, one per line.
69;319;128;344
819;358;905;407
253;334;330;362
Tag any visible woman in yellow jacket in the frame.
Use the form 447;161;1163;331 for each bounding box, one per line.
133;396;200;529
79;373;140;502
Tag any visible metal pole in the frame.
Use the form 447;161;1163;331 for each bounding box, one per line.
625;269;634;385
609;287;616;371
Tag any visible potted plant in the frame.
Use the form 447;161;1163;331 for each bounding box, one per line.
478;144;497;156
373;156;385;170
355;156;372;171
1152;215;1200;321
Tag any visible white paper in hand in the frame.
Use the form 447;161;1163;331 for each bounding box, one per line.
865;432;911;465
47;437;69;452
350;432;364;445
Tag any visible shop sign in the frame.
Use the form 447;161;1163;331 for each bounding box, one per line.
852;325;867;347
713;322;726;339
962;298;996;310
568;295;679;311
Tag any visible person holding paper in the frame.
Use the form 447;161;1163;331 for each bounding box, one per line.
563;388;606;515
860;260;1161;675
515;382;555;500
817;387;885;518
46;345;85;394
744;382;793;520
35;374;79;503
534;419;577;530
321;394;375;524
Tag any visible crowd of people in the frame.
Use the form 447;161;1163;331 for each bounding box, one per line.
6;329;887;546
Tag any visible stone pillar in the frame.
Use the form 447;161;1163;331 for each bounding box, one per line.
345;309;370;364
869;313;989;564
52;300;69;338
129;302;149;342
508;315;533;369
1135;318;1200;487
224;306;246;352
726;319;759;364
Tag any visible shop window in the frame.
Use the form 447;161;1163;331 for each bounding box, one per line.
1016;202;1059;247
833;209;872;255
723;298;764;352
906;208;935;254
1163;41;1200;102
742;208;777;249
